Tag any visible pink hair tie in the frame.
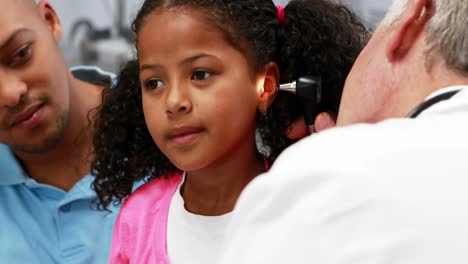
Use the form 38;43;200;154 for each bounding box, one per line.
276;5;285;26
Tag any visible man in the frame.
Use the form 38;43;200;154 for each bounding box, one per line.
220;0;468;263
0;0;120;262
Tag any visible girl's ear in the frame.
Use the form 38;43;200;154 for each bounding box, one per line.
257;62;279;112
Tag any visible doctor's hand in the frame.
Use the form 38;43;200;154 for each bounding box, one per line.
285;112;336;139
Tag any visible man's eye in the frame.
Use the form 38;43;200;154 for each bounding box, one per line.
191;70;212;80
145;79;165;90
10;44;32;67
17;46;30;58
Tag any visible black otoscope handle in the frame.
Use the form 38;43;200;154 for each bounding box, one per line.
296;77;322;134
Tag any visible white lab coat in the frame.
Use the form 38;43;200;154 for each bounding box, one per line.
219;86;468;264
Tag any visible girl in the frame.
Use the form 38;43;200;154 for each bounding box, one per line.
92;0;367;263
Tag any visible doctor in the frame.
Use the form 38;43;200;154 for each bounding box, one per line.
220;0;468;263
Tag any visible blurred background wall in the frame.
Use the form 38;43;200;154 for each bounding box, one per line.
48;0;393;73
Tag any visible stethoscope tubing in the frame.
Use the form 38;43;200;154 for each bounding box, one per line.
408;90;460;118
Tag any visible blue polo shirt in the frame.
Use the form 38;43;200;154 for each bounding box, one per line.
0;67;120;263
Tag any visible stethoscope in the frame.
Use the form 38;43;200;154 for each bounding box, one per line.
280;76;462;133
408;89;461;118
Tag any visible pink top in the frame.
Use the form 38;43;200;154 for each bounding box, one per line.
108;172;184;264
108;158;269;264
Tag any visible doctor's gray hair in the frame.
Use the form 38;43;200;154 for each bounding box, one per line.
382;0;468;76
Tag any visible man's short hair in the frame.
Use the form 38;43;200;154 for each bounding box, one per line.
382;0;468;76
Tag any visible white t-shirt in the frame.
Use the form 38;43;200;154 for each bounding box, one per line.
167;176;233;264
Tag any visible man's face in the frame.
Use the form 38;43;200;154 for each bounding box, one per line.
337;28;395;126
0;0;71;153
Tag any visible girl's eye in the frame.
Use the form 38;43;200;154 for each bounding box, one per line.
191;70;212;81
145;79;165;90
10;44;33;67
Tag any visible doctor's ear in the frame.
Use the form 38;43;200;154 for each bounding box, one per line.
257;62;280;111
386;0;434;61
38;1;63;41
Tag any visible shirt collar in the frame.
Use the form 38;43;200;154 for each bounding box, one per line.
424;85;468;101
0;145;28;185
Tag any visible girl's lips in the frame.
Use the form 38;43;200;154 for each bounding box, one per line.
171;132;203;145
167;126;205;145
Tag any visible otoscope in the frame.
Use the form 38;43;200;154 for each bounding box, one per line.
279;76;322;134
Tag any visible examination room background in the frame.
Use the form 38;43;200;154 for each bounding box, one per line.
48;0;393;73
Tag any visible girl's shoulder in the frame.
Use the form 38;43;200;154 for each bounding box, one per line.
121;172;184;214
111;172;183;261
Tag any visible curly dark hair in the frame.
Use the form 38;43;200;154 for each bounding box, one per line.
91;0;368;210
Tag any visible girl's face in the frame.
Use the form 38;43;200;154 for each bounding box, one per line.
138;8;266;171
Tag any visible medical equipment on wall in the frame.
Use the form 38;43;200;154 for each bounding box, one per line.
68;0;133;72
